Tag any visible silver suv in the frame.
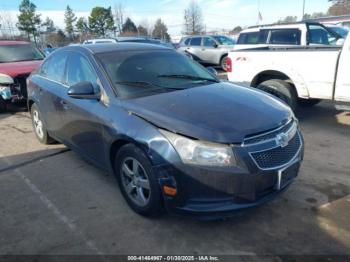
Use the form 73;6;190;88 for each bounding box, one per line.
177;35;235;71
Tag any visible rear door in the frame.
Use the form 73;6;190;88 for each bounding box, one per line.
34;51;68;140
186;37;203;61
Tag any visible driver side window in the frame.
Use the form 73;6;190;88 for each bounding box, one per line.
66;52;97;86
203;37;216;47
308;25;336;45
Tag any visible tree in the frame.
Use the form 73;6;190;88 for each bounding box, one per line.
231;26;242;34
328;0;350;16
89;6;115;37
17;0;41;42
122;17;137;35
277;16;298;24
42;17;55;33
114;3;124;35
137;25;148;36
76;17;89;41
183;0;204;35
152;19;170;42
64;5;77;39
47;30;67;47
76;17;88;34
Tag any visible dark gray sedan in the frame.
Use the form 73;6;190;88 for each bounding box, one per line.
27;43;303;218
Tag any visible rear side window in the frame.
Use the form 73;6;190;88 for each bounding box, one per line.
41;52;67;83
190;37;202;46
269;29;301;45
183;38;190;45
237;32;259;44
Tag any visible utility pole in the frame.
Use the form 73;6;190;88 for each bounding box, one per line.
302;0;306;20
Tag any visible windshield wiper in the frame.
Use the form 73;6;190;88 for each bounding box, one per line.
157;74;219;82
115;81;161;87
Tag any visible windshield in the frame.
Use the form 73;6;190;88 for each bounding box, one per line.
0;44;44;63
97;50;218;99
327;26;349;38
212;36;236;45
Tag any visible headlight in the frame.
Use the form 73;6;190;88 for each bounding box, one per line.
160;129;237;167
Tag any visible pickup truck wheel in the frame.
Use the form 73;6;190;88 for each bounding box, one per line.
114;144;163;217
0;97;6;113
30;103;55;144
257;79;298;111
298;98;321;107
220;55;228;71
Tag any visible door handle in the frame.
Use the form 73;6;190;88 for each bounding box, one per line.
60;100;69;110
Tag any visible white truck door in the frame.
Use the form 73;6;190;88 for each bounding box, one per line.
334;37;350;102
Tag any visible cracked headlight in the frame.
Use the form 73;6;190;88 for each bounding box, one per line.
160;129;237;167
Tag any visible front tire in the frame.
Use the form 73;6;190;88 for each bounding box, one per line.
257;79;298;111
114;144;163;217
30;103;55;144
0;97;6;113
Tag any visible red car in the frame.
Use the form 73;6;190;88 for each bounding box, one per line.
0;41;44;112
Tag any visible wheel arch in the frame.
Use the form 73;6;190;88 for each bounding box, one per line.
251;70;309;98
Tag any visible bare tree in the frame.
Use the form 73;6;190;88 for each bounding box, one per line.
114;3;124;35
0;11;17;38
183;0;204;35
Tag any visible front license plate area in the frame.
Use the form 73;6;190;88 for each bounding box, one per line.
275;163;299;190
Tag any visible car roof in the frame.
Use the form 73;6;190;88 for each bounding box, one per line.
63;42;171;54
0;40;31;46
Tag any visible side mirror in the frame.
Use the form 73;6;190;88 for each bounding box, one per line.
67;81;100;100
207;67;218;76
213;43;218;48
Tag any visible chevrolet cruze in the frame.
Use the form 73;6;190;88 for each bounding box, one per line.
27;43;304;218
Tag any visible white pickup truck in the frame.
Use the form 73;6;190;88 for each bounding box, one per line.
227;32;350;110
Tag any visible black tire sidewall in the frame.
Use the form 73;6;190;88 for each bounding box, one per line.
257;79;297;111
114;144;163;217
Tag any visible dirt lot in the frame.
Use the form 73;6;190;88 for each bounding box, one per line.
0;100;349;257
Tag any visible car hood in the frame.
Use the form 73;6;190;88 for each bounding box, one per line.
121;82;292;144
0;60;42;78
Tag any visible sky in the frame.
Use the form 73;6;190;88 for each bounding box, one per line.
0;0;332;36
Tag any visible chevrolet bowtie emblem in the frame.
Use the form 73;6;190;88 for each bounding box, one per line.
276;133;289;148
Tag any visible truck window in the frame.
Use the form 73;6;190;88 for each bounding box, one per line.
308;25;337;45
237;32;259;44
269;29;301;45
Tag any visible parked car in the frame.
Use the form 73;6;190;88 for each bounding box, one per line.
83;38;118;44
235;22;343;50
177;35;236;71
27;43;304;218
227;31;350;111
0;40;44;112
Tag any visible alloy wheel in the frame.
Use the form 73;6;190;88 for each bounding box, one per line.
120;157;151;207
32;109;44;140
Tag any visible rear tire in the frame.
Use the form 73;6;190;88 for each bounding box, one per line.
257;79;298;111
298;98;321;107
30;103;55;144
220;55;228;71
0;97;6;113
114;144;163;217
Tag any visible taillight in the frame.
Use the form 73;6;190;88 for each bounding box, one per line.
226;57;232;72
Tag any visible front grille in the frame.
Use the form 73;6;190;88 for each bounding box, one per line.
244;120;294;145
250;132;301;170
